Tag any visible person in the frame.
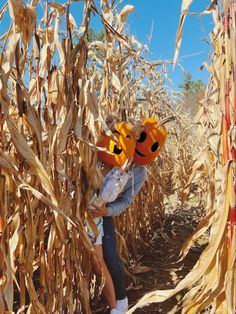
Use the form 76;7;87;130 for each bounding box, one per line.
88;116;137;314
91;117;168;313
91;163;147;313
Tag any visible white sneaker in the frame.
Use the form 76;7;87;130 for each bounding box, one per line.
110;309;122;314
116;297;128;313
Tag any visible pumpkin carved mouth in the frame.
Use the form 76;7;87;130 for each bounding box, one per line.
135;149;146;157
113;146;122;155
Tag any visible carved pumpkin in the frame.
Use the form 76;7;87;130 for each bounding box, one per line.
97;122;136;167
133;118;167;165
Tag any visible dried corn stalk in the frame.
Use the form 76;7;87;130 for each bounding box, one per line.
127;0;236;313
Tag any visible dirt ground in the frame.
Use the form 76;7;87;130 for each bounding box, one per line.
95;203;207;314
126;205;207;314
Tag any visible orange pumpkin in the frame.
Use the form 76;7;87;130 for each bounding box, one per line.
97;122;136;167
133;118;167;165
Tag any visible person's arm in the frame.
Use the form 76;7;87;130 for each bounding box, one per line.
90;166;147;218
106;166;147;217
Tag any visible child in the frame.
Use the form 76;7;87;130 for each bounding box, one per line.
88;161;131;246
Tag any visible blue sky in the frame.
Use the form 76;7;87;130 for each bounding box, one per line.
0;0;213;88
119;0;213;87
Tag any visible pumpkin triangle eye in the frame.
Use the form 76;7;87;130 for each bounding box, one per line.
137;131;147;143
113;130;120;135
151;142;159;152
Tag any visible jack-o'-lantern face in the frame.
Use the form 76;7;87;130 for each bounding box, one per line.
96;122;136;167
133;118;167;165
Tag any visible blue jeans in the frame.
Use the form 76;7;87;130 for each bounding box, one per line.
102;216;127;300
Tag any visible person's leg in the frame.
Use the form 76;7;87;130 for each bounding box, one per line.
102;216;127;300
92;244;117;310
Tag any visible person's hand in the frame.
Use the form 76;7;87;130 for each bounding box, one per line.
89;204;108;218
